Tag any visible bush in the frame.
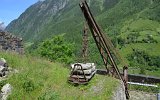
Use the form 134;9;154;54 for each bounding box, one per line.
117;37;126;47
127;49;149;65
142;35;158;43
37;34;75;64
128;49;160;71
129;84;159;93
139;65;146;75
148;56;160;68
126;32;140;43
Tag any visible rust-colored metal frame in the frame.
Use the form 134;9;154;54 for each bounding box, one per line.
82;23;89;62
79;1;129;99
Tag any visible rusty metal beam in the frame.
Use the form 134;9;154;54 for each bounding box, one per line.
79;1;129;99
82;23;89;62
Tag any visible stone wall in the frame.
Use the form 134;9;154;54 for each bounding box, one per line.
0;31;24;54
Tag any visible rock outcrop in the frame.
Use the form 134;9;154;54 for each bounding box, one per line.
0;31;24;54
0;83;12;100
0;58;8;77
113;81;127;100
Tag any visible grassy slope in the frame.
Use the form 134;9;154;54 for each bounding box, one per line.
96;1;160;76
116;2;160;76
0;51;118;100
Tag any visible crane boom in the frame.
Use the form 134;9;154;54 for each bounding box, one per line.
79;1;129;99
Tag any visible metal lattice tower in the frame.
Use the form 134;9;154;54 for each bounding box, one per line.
82;23;89;62
79;1;129;99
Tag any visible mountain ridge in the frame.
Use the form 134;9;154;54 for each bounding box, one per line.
6;0;120;41
6;0;70;41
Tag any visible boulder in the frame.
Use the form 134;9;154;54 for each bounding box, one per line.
0;66;6;77
1;83;12;100
0;58;6;67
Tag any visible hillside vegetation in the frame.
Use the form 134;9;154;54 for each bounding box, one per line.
5;0;160;76
0;51;119;100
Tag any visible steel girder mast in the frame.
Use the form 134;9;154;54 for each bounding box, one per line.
79;0;129;99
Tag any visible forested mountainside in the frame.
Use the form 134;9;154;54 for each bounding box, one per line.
5;0;124;42
6;0;160;76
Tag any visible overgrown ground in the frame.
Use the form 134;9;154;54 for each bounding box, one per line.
0;51;119;100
